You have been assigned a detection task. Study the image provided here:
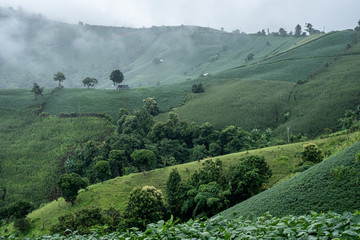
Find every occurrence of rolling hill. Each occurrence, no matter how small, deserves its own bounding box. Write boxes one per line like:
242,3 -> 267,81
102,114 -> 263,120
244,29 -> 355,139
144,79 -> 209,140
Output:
0,7 -> 305,89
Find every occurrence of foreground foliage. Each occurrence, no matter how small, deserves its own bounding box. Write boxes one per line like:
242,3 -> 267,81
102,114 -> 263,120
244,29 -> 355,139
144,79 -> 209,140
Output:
5,211 -> 360,239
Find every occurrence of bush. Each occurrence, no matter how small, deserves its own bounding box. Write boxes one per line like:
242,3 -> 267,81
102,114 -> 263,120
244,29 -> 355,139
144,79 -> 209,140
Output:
192,83 -> 204,93
302,143 -> 323,163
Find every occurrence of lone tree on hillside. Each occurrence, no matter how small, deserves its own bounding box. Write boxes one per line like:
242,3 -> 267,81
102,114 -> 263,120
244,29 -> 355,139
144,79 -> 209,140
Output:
58,173 -> 87,205
110,69 -> 124,87
54,72 -> 66,87
31,82 -> 44,107
82,77 -> 98,88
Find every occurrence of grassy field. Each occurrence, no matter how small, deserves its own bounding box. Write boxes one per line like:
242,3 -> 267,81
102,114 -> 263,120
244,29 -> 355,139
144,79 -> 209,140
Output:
220,138 -> 360,219
0,107 -> 114,208
5,130 -> 360,237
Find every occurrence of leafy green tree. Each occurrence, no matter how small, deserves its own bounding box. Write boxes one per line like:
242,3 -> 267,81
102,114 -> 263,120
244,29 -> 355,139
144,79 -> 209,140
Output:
108,149 -> 127,177
279,28 -> 287,36
191,182 -> 229,218
110,69 -> 124,87
227,155 -> 272,205
54,72 -> 66,87
142,97 -> 160,116
190,145 -> 208,162
82,77 -> 98,88
94,160 -> 111,182
30,82 -> 44,107
131,149 -> 157,171
58,173 -> 87,205
123,186 -> 166,230
294,24 -> 302,37
209,142 -> 222,156
302,143 -> 323,163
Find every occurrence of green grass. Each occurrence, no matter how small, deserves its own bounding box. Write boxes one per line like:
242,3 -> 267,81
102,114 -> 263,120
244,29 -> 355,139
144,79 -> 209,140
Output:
219,138 -> 360,219
0,107 -> 114,208
7,130 -> 360,237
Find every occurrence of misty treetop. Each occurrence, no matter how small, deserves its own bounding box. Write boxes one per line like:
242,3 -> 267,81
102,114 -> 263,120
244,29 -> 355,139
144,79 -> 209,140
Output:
54,72 -> 66,87
110,69 -> 124,87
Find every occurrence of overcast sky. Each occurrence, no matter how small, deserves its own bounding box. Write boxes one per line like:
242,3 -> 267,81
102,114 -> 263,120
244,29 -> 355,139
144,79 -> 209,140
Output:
0,0 -> 359,33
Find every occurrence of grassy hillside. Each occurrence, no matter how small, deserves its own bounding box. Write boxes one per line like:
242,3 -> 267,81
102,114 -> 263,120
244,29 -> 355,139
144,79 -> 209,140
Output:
220,139 -> 360,219
5,130 -> 360,237
0,107 -> 114,208
168,31 -> 360,137
0,7 -> 306,89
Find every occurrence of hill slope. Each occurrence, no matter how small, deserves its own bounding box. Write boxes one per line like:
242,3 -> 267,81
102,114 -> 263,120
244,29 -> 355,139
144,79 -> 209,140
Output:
4,131 -> 360,237
220,139 -> 360,219
0,107 -> 113,207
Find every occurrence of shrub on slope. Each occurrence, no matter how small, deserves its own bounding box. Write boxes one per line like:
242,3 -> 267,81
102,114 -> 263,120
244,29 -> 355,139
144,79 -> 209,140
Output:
220,140 -> 360,219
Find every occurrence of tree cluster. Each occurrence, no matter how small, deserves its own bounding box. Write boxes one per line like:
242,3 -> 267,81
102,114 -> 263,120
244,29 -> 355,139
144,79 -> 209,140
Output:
166,156 -> 272,220
0,200 -> 33,232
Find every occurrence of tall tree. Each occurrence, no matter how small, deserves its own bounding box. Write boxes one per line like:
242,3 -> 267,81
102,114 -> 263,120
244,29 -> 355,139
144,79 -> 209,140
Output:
30,82 -> 44,107
54,72 -> 66,87
110,69 -> 124,87
294,24 -> 302,37
166,168 -> 186,217
305,23 -> 314,35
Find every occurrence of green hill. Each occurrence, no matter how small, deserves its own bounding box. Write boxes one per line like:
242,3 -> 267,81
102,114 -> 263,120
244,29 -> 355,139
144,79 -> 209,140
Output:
0,7 -> 305,89
0,107 -> 113,208
167,30 -> 360,137
219,139 -> 360,219
2,130 -> 359,237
